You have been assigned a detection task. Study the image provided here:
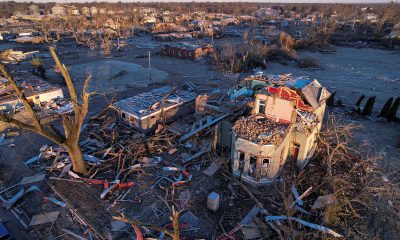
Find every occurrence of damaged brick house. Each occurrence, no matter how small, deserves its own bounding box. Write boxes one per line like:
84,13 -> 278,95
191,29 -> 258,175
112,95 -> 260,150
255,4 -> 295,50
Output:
230,74 -> 330,186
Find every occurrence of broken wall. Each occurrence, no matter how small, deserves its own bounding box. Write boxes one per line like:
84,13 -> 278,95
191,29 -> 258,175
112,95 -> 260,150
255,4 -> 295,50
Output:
36,89 -> 64,105
230,131 -> 291,186
214,120 -> 233,150
291,125 -> 317,168
314,102 -> 327,131
254,94 -> 296,123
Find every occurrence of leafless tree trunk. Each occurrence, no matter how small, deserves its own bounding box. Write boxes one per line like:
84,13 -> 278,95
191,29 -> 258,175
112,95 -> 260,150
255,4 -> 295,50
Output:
40,17 -> 50,44
0,47 -> 91,174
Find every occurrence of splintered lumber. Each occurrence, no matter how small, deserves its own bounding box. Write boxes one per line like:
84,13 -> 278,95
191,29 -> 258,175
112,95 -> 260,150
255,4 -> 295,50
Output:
182,149 -> 207,164
179,114 -> 229,142
0,172 -> 45,194
50,180 -> 114,240
264,216 -> 342,238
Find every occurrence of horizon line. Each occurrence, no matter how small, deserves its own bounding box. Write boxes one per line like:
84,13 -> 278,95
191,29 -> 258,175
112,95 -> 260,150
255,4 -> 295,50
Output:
0,0 -> 391,3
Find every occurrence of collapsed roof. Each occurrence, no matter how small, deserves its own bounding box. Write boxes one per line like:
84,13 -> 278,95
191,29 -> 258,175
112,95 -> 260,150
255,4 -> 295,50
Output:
244,73 -> 331,110
233,115 -> 290,145
113,86 -> 196,118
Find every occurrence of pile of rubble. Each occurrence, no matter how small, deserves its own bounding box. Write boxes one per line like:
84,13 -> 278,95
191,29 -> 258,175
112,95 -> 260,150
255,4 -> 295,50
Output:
0,49 -> 38,64
2,105 -> 227,239
233,115 -> 290,145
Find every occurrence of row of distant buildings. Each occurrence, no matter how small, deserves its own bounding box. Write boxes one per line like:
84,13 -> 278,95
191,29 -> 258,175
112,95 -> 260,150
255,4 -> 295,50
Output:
19,4 -> 117,18
4,3 -> 398,47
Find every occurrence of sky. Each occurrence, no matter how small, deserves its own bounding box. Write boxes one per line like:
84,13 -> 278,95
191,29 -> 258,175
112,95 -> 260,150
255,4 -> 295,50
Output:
1,0 -> 391,2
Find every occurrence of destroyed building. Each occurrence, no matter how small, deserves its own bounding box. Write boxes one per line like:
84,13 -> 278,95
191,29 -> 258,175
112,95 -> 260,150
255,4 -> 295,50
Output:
0,49 -> 38,64
230,74 -> 331,186
161,42 -> 215,61
0,71 -> 64,113
112,86 -> 197,134
153,32 -> 193,42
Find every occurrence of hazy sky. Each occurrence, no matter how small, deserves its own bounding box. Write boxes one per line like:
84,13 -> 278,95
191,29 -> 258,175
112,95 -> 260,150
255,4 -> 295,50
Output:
2,0 -> 391,3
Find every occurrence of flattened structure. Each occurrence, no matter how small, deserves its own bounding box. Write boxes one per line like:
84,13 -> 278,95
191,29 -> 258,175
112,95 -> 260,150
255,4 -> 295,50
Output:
113,86 -> 196,133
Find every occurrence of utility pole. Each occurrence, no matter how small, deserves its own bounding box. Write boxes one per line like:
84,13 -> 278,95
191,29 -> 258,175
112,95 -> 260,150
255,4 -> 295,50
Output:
148,50 -> 152,81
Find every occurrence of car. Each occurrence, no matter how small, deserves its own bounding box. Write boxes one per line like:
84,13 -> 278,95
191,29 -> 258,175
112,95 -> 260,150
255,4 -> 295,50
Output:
0,223 -> 14,240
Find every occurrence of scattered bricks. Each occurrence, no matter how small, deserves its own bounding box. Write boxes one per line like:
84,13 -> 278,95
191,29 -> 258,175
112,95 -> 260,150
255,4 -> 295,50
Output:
207,192 -> 220,212
233,116 -> 289,145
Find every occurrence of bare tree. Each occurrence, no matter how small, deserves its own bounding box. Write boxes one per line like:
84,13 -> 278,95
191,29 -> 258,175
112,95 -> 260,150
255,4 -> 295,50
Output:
0,47 -> 91,173
113,208 -> 180,240
39,16 -> 51,44
375,1 -> 399,37
65,16 -> 85,45
307,19 -> 337,48
278,32 -> 295,50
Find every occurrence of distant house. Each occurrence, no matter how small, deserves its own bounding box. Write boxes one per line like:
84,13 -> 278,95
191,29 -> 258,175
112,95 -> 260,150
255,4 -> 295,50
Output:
162,11 -> 174,23
152,23 -> 187,33
255,8 -> 281,18
230,74 -> 330,186
388,22 -> 400,39
81,7 -> 90,17
143,16 -> 157,24
51,4 -> 66,16
221,17 -> 240,27
104,18 -> 117,30
161,42 -> 214,61
192,20 -> 213,30
90,6 -> 98,17
28,4 -> 40,15
365,13 -> 378,22
112,86 -> 196,133
152,32 -> 192,42
68,6 -> 80,16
